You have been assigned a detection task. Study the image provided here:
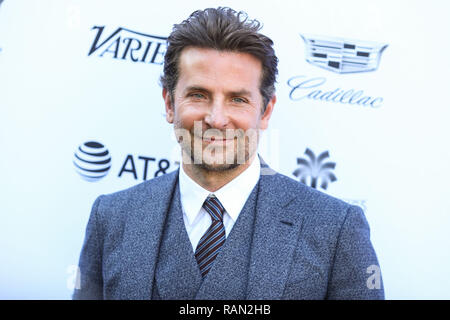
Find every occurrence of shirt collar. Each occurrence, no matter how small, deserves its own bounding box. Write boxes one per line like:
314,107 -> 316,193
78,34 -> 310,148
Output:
179,155 -> 261,226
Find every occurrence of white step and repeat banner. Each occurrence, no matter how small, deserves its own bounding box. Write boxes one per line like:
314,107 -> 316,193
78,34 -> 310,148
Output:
1,0 -> 449,299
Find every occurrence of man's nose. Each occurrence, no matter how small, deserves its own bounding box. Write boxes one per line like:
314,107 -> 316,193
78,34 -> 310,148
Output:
204,100 -> 229,129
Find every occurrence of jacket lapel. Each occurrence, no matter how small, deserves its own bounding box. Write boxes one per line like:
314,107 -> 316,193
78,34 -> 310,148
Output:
117,170 -> 179,299
247,166 -> 306,299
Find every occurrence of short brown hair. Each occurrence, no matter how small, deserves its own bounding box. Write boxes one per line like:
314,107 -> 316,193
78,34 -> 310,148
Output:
160,7 -> 278,110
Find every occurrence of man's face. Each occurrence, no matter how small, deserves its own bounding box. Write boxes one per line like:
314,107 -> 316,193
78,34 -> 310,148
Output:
163,47 -> 275,171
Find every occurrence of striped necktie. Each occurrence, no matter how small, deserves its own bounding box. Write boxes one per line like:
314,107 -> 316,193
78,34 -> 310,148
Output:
194,196 -> 226,277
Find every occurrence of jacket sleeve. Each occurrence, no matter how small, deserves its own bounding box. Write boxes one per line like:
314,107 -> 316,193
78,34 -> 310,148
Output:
72,196 -> 104,300
326,205 -> 385,300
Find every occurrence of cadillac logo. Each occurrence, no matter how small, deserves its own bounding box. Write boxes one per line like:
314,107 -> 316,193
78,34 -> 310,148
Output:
300,34 -> 388,74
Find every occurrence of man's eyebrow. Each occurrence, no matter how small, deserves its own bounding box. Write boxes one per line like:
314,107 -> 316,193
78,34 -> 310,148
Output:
228,89 -> 252,97
183,86 -> 253,97
184,86 -> 209,93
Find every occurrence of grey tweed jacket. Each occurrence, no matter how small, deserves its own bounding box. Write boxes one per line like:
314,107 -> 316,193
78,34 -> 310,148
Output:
73,161 -> 384,300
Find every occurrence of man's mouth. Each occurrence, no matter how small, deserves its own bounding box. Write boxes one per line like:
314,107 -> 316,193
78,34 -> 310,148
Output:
201,137 -> 234,143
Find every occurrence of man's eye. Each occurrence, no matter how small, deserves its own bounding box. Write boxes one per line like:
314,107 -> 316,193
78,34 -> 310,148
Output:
232,97 -> 247,103
190,93 -> 206,99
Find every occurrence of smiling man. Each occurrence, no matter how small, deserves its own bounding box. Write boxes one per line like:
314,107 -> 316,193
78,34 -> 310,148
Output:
164,46 -> 273,189
73,7 -> 384,300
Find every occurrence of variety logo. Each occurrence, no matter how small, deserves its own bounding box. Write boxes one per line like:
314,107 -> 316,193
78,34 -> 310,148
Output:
88,26 -> 167,65
293,148 -> 337,190
300,34 -> 388,74
73,141 -> 112,182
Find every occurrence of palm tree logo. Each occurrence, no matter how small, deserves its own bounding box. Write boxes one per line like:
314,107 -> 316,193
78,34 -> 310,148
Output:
293,148 -> 337,190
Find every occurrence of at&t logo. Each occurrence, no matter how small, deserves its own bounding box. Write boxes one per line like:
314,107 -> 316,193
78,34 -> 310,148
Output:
73,141 -> 112,182
73,140 -> 171,183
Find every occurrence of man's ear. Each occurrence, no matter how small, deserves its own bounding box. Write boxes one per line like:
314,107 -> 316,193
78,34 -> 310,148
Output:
260,95 -> 276,130
163,88 -> 174,124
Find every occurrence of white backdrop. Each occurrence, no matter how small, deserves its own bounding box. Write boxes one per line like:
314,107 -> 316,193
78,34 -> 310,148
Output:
1,0 -> 449,299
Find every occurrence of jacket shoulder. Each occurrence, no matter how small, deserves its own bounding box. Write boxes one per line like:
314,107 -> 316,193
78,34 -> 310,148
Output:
263,171 -> 361,237
92,169 -> 178,225
101,169 -> 177,204
265,171 -> 352,214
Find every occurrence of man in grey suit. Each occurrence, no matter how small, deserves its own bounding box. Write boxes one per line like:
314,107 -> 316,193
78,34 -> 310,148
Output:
73,7 -> 384,300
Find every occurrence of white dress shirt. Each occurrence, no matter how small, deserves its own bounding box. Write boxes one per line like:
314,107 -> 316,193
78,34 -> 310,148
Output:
178,156 -> 261,252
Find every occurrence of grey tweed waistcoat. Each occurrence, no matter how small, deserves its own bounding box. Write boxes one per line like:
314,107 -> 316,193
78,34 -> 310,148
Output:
152,180 -> 260,300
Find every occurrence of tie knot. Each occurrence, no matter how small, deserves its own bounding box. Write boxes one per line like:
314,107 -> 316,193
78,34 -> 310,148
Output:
203,196 -> 225,221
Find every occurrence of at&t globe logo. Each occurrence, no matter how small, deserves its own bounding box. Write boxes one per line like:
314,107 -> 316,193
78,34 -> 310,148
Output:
73,141 -> 111,182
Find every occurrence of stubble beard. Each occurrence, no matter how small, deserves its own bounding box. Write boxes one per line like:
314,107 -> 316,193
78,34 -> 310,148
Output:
189,137 -> 246,172
176,124 -> 259,173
